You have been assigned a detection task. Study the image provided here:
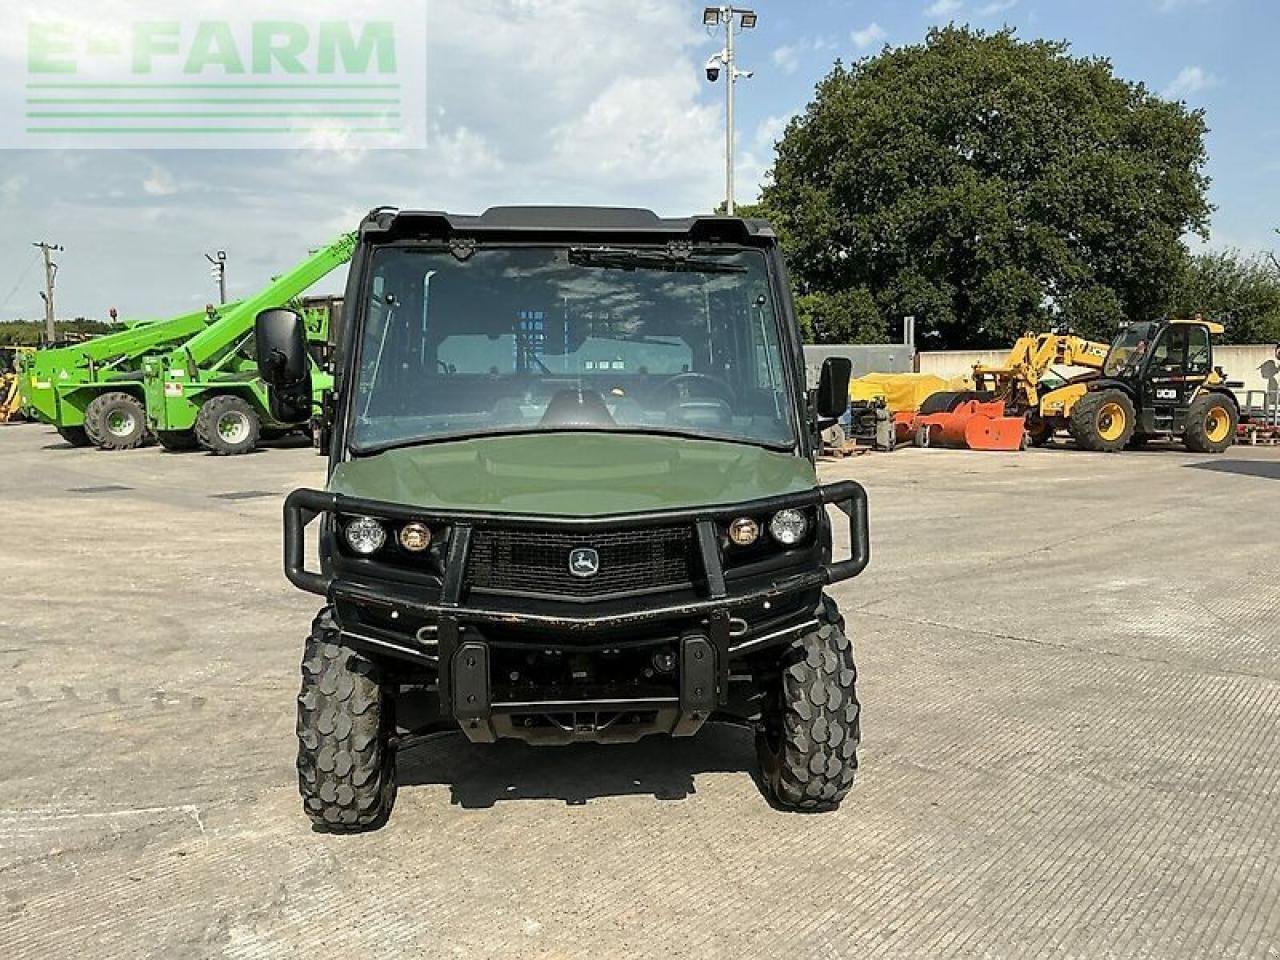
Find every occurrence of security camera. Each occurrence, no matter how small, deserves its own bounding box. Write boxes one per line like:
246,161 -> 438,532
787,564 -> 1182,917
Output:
705,56 -> 721,83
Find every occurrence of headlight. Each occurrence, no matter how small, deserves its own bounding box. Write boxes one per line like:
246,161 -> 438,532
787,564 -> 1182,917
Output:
768,509 -> 808,546
398,522 -> 432,552
344,516 -> 387,555
727,517 -> 759,546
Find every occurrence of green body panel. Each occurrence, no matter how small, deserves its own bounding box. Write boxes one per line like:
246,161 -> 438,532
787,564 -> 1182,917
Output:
329,433 -> 817,517
143,235 -> 355,434
148,358 -> 335,432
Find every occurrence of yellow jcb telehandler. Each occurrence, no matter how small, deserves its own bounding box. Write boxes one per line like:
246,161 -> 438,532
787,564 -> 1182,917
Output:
910,319 -> 1238,453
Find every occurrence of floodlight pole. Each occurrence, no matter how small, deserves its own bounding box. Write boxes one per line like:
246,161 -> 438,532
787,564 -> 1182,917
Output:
725,15 -> 736,215
706,7 -> 755,216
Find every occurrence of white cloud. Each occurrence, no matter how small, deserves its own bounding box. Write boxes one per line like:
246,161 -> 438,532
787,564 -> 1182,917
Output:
755,113 -> 797,150
1162,65 -> 1221,99
549,69 -> 720,185
141,166 -> 178,197
0,175 -> 27,206
925,0 -> 963,16
852,23 -> 887,50
773,37 -> 840,75
772,43 -> 802,75
431,125 -> 505,176
978,0 -> 1019,15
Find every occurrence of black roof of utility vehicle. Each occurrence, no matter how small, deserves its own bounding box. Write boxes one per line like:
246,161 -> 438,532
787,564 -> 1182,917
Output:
359,205 -> 778,244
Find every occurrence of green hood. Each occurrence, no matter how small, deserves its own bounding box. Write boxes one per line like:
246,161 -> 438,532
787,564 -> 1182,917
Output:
330,433 -> 816,516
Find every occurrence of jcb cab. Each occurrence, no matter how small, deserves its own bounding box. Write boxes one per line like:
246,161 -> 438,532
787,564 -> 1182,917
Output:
257,207 -> 871,831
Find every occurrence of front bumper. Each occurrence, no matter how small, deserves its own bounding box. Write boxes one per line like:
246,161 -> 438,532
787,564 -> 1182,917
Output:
283,481 -> 869,742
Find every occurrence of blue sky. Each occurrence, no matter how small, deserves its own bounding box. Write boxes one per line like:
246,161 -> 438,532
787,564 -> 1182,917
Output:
0,0 -> 1274,319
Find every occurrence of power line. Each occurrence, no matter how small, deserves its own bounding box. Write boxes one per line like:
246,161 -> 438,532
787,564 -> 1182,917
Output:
0,251 -> 42,315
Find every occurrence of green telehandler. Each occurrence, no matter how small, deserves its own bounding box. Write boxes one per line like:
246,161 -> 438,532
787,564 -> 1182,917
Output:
22,304 -> 241,447
141,233 -> 356,454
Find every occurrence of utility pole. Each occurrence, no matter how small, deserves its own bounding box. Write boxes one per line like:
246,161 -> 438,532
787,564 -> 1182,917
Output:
206,250 -> 228,304
703,6 -> 757,215
33,241 -> 62,345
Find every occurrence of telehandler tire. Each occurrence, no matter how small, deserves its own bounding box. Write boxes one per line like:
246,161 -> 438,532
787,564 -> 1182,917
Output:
1183,394 -> 1237,453
1027,419 -> 1055,447
55,425 -> 93,447
195,394 -> 260,455
155,430 -> 200,452
296,610 -> 397,832
755,597 -> 860,812
85,392 -> 148,451
1069,389 -> 1135,453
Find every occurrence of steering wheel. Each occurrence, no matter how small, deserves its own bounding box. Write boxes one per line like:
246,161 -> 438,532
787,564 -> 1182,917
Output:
656,372 -> 737,407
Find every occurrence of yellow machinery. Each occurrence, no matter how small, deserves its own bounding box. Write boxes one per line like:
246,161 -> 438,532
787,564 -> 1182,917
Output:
900,332 -> 1110,451
968,332 -> 1111,444
915,321 -> 1238,452
0,347 -> 34,424
1060,317 -> 1239,453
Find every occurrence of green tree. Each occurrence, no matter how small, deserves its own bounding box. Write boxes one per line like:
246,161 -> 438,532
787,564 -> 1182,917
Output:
1171,249 -> 1280,344
795,288 -> 886,343
0,318 -> 122,347
763,27 -> 1212,348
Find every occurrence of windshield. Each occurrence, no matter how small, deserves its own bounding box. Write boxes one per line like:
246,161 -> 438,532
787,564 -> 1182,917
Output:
348,245 -> 796,452
1102,323 -> 1155,377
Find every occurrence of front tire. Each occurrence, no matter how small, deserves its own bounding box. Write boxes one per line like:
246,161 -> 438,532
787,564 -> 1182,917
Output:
1069,389 -> 1135,452
195,394 -> 260,455
1184,394 -> 1237,453
55,425 -> 93,447
296,611 -> 397,832
85,391 -> 148,451
755,598 -> 860,812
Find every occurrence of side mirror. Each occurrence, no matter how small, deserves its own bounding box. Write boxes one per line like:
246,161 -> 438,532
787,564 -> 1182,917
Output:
815,356 -> 852,420
255,308 -> 313,423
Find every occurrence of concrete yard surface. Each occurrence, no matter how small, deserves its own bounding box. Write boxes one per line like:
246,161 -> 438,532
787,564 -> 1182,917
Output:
0,423 -> 1278,958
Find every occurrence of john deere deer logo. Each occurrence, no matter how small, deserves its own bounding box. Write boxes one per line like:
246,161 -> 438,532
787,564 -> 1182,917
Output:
568,547 -> 600,578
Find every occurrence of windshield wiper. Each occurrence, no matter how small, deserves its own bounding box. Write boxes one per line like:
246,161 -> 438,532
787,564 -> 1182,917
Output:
351,424 -> 791,458
568,246 -> 747,274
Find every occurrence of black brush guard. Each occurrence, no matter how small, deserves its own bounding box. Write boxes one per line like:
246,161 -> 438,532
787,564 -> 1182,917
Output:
283,481 -> 869,743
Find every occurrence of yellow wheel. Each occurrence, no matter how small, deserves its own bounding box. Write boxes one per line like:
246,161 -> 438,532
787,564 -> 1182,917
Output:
1185,395 -> 1238,453
1096,401 -> 1127,442
1204,406 -> 1231,444
1068,389 -> 1135,452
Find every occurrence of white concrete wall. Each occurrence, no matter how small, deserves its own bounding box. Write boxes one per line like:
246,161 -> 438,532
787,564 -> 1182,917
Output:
916,344 -> 1280,402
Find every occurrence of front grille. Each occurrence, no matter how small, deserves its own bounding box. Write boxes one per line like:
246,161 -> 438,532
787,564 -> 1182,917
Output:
466,524 -> 697,599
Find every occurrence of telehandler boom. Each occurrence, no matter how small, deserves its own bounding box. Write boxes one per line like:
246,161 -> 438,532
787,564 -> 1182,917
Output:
908,331 -> 1110,450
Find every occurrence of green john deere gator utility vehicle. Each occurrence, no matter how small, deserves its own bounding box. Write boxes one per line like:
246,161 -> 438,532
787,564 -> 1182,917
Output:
262,207 -> 870,830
